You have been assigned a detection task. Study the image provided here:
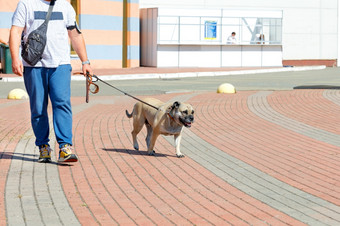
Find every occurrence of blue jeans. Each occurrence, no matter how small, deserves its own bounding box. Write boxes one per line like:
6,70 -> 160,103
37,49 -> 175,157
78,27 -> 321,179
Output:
23,65 -> 73,148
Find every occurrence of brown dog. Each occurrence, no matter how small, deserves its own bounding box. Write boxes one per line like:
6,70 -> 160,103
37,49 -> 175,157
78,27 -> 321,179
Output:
126,98 -> 194,157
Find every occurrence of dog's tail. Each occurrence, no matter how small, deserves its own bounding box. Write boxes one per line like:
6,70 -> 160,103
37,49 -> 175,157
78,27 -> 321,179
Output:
125,109 -> 133,118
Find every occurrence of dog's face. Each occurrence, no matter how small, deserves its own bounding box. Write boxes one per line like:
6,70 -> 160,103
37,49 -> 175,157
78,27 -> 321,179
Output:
170,101 -> 194,128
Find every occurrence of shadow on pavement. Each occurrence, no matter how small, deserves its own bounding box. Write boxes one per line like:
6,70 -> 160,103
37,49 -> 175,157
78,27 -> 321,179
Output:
1,152 -> 37,162
294,85 -> 340,89
102,148 -> 174,157
0,152 -> 73,166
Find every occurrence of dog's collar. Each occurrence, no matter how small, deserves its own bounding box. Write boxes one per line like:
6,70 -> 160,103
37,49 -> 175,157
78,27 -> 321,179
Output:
167,112 -> 175,121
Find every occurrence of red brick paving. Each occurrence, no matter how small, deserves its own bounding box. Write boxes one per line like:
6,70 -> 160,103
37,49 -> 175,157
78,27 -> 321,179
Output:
55,93 -> 305,225
2,89 -> 340,224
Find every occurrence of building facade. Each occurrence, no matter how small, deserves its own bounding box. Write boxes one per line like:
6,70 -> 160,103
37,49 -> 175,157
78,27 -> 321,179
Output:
0,0 -> 140,70
1,0 -> 339,68
140,0 -> 340,67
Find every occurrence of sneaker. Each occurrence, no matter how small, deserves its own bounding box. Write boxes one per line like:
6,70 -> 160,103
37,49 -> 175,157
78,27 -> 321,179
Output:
58,144 -> 78,162
38,144 -> 52,163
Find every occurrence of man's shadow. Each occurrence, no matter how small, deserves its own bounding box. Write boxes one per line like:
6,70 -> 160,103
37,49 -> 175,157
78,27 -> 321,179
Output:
0,152 -> 73,166
1,152 -> 38,162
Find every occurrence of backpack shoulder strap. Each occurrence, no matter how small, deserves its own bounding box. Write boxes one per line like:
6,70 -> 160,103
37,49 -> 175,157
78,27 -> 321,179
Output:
45,0 -> 56,24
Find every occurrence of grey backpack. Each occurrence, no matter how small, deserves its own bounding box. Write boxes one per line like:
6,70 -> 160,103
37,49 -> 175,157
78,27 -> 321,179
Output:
21,0 -> 55,66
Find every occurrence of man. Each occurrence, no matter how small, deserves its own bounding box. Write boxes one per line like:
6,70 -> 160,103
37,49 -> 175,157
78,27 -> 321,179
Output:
227,32 -> 238,44
9,0 -> 92,163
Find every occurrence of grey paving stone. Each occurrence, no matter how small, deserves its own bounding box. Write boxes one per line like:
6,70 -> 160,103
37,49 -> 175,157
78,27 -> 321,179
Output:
5,125 -> 80,226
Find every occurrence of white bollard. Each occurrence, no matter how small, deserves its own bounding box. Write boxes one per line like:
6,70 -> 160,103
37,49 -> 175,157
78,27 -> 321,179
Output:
8,88 -> 29,100
217,83 -> 236,94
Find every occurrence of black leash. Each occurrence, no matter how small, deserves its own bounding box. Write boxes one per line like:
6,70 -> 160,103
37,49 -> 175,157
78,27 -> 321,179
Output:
85,72 -> 160,111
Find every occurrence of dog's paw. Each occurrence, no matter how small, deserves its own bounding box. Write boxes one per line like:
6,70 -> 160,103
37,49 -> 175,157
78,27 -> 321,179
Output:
176,153 -> 185,158
134,144 -> 139,151
148,150 -> 156,156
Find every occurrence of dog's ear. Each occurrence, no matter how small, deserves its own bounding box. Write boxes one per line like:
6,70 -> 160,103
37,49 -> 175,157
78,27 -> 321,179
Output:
172,101 -> 180,109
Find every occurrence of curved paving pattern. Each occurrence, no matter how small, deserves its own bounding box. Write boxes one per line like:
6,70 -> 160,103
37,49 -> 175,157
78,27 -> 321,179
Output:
189,91 -> 340,225
1,90 -> 340,225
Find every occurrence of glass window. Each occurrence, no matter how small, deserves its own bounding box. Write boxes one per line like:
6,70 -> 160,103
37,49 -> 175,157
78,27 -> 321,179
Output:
157,15 -> 282,45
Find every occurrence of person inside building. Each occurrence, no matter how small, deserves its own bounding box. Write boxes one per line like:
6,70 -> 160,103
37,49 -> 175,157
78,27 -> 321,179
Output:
227,32 -> 238,44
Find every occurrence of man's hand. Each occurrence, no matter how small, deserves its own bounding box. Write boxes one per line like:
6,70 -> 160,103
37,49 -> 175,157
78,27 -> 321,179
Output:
12,57 -> 23,76
82,63 -> 93,77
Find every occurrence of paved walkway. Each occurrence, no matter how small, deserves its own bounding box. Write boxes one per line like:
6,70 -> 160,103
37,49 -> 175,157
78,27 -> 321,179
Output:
1,86 -> 340,225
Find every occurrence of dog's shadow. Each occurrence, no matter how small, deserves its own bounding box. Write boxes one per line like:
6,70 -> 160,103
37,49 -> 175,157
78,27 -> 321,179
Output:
103,148 -> 173,157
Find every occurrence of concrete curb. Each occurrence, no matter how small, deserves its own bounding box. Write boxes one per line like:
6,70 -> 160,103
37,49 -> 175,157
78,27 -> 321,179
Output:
0,65 -> 327,82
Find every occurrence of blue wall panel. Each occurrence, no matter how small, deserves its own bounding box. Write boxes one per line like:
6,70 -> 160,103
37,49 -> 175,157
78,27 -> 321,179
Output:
127,45 -> 139,60
80,15 -> 123,31
86,45 -> 123,60
128,17 -> 139,32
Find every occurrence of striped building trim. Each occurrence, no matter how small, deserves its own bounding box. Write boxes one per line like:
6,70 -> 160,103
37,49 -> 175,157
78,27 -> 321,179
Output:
1,0 -> 140,69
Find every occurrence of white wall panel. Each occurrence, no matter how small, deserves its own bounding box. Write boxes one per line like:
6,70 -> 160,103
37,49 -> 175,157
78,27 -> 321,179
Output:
321,9 -> 337,34
320,34 -> 338,59
157,45 -> 179,67
241,46 -> 262,66
178,45 -> 221,67
283,34 -> 320,59
282,9 -> 320,34
321,0 -> 338,8
261,46 -> 283,67
222,45 -> 242,67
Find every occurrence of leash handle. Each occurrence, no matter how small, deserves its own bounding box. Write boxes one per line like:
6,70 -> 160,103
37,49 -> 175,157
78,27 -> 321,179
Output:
74,72 -> 99,103
86,73 -> 89,103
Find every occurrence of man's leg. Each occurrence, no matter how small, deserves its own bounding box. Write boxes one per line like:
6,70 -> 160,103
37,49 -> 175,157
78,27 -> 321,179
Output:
48,64 -> 73,147
23,67 -> 50,146
48,64 -> 78,162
